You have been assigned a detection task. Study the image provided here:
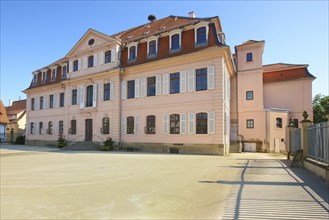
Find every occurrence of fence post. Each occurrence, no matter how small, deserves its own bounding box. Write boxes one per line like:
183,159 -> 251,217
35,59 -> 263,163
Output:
286,121 -> 295,160
301,111 -> 312,158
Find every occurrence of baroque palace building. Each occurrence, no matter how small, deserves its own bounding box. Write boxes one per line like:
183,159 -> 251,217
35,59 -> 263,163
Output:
23,13 -> 314,155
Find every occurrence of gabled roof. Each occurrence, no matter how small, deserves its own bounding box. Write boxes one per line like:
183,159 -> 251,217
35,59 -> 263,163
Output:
0,100 -> 10,124
263,63 -> 315,83
5,99 -> 26,115
66,28 -> 119,57
112,15 -> 218,44
235,39 -> 265,47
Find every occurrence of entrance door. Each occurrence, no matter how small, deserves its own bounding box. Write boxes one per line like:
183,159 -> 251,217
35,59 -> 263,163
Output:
274,138 -> 280,153
85,119 -> 93,141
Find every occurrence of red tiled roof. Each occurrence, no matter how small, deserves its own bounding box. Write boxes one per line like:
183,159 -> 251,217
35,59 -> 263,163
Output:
0,100 -> 10,124
263,63 -> 315,83
5,99 -> 26,115
112,15 -> 216,43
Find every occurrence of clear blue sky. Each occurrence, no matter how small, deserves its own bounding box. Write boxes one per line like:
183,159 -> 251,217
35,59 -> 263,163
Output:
1,1 -> 328,106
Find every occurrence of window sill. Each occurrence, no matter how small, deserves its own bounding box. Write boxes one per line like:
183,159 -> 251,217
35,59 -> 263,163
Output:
128,58 -> 137,64
195,41 -> 208,48
169,48 -> 181,54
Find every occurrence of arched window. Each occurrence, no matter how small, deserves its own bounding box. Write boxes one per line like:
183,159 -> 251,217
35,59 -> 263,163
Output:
196,113 -> 207,134
102,117 -> 110,134
170,114 -> 180,134
196,26 -> 207,45
86,85 -> 93,107
129,46 -> 136,61
148,40 -> 156,56
171,34 -> 180,50
146,115 -> 156,134
127,116 -> 134,134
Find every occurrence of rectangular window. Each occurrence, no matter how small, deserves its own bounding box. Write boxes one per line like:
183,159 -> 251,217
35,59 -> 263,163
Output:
148,40 -> 157,57
102,117 -> 110,134
293,119 -> 299,128
170,73 -> 180,94
70,120 -> 76,134
60,93 -> 64,107
147,76 -> 156,97
196,68 -> 207,91
48,121 -> 53,134
196,27 -> 207,45
30,122 -> 34,134
105,50 -> 111,64
129,46 -> 136,61
86,85 -> 93,107
276,118 -> 283,128
171,34 -> 180,51
246,91 -> 254,100
88,55 -> 94,68
127,80 -> 135,99
59,121 -> 64,134
33,74 -> 38,85
62,66 -> 67,79
73,60 -> 78,71
246,52 -> 253,62
72,89 -> 77,105
39,97 -> 44,110
104,83 -> 111,101
246,119 -> 254,129
31,98 -> 35,110
39,122 -> 43,134
146,115 -> 156,134
127,116 -> 134,134
49,95 -> 54,108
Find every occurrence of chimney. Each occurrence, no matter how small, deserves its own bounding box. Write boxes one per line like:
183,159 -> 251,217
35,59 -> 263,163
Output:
9,99 -> 12,106
188,11 -> 196,18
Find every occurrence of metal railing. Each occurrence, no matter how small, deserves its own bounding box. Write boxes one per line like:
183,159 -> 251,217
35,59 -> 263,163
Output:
291,128 -> 302,154
307,122 -> 329,164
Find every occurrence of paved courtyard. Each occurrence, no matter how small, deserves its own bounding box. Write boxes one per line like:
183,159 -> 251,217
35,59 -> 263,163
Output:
1,144 -> 328,219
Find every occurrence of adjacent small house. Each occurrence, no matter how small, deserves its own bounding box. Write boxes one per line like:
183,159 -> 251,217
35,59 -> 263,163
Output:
5,99 -> 27,143
0,100 -> 10,143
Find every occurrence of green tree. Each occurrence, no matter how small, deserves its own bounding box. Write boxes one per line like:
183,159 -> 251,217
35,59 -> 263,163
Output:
313,94 -> 329,123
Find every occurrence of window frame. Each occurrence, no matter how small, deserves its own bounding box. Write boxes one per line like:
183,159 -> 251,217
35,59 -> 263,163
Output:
127,116 -> 135,134
102,117 -> 110,134
105,50 -> 111,64
59,120 -> 64,134
39,96 -> 44,110
246,91 -> 254,100
49,95 -> 54,108
170,73 -> 180,94
59,92 -> 65,107
127,80 -> 135,99
147,76 -> 156,97
42,71 -> 47,84
146,115 -> 156,134
30,122 -> 34,134
246,52 -> 253,62
103,83 -> 111,101
31,98 -> 35,110
194,22 -> 209,47
276,117 -> 283,128
72,89 -> 77,105
73,60 -> 79,72
196,112 -> 208,134
170,114 -> 180,134
86,85 -> 93,107
48,121 -> 53,134
127,42 -> 138,63
39,122 -> 43,134
169,29 -> 182,53
70,120 -> 77,134
62,65 -> 67,79
196,68 -> 207,91
88,55 -> 94,68
147,36 -> 159,59
246,119 -> 254,129
51,68 -> 57,82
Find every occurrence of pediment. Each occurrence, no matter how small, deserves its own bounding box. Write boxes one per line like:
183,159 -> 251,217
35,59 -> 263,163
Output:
66,29 -> 120,57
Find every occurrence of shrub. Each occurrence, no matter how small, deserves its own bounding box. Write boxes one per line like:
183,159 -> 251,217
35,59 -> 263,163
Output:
101,137 -> 114,151
57,135 -> 67,149
15,135 -> 25,144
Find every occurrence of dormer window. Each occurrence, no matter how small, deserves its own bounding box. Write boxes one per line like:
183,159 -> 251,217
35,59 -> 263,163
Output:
195,23 -> 209,47
147,36 -> 159,59
51,68 -> 57,82
42,71 -> 47,84
128,42 -> 138,63
62,66 -> 67,79
169,29 -> 182,53
32,74 -> 38,86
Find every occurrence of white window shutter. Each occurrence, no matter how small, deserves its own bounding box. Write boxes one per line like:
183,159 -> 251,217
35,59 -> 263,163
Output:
82,57 -> 87,69
163,114 -> 169,135
35,97 -> 39,110
208,111 -> 216,134
121,81 -> 127,100
44,96 -> 47,109
99,52 -> 104,65
99,83 -> 103,102
111,48 -> 116,61
134,116 -> 140,134
69,61 -> 73,73
141,77 -> 146,98
162,74 -> 169,95
53,93 -> 57,108
121,117 -> 126,134
27,98 -> 30,111
110,81 -> 114,100
188,69 -> 195,92
180,71 -> 186,93
92,84 -> 97,107
77,87 -> 80,104
79,86 -> 85,109
156,75 -> 162,96
180,113 -> 186,134
35,121 -> 38,133
78,59 -> 82,70
188,112 -> 195,134
208,65 -> 215,89
93,54 -> 98,67
135,78 -> 140,98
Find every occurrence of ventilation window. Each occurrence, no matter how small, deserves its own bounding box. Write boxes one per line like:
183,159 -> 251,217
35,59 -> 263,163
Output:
88,39 -> 95,46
